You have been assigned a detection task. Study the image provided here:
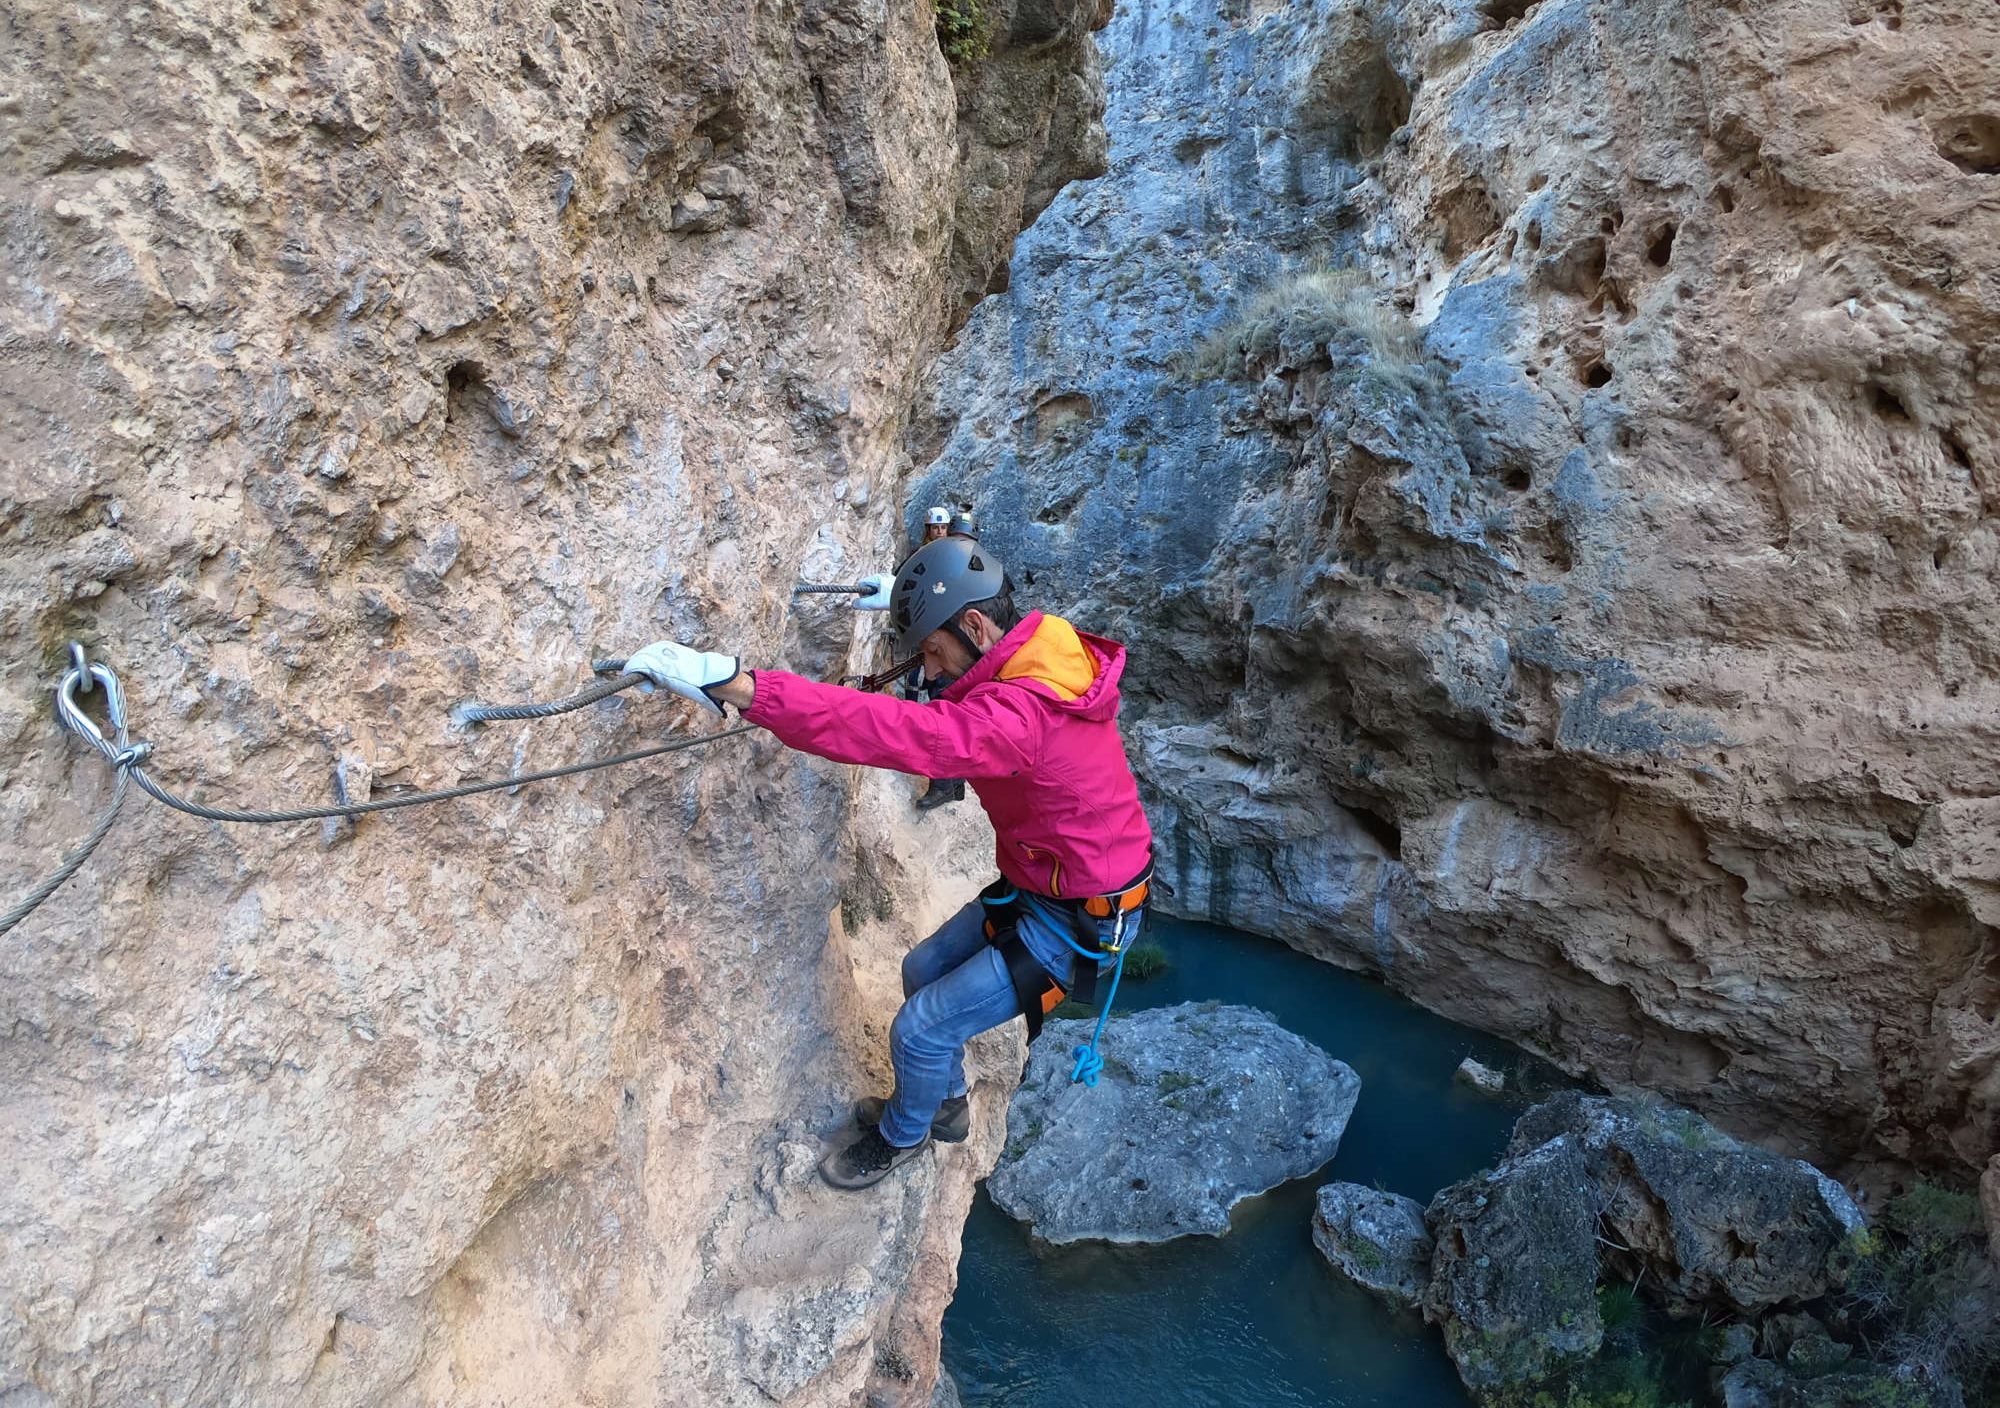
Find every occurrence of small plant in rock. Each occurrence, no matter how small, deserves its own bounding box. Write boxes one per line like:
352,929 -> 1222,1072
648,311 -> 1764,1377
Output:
1595,1283 -> 1643,1335
935,0 -> 992,65
1345,1237 -> 1387,1273
1835,1181 -> 2000,1402
1484,1355 -> 1692,1408
1156,1070 -> 1197,1095
1180,267 -> 1431,392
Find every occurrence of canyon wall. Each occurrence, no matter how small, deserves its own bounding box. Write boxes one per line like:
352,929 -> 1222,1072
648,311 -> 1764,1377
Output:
0,0 -> 1105,1401
914,0 -> 2000,1176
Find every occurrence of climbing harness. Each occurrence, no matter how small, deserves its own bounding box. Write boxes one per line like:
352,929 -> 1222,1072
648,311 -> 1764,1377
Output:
980,863 -> 1153,1087
0,644 -> 752,937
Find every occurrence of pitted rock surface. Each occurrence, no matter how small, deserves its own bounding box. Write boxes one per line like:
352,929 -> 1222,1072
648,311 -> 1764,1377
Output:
0,0 -> 1106,1403
916,0 -> 2000,1175
987,1003 -> 1361,1244
1508,1091 -> 1867,1314
1423,1135 -> 1604,1391
1312,1181 -> 1433,1310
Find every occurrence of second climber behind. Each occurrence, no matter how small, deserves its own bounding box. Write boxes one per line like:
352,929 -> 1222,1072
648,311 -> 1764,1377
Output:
624,535 -> 1155,1189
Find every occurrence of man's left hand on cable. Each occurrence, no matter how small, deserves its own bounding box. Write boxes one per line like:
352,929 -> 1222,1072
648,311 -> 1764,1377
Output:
625,640 -> 747,714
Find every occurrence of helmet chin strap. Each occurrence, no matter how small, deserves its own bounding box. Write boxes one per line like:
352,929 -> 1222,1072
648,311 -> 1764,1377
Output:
930,616 -> 986,689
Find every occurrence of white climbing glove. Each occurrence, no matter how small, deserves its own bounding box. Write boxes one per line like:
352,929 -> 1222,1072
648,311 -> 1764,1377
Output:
625,640 -> 740,715
853,574 -> 892,610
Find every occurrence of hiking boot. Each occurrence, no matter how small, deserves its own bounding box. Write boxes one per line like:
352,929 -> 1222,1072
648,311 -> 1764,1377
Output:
854,1094 -> 970,1144
819,1127 -> 931,1190
914,779 -> 964,812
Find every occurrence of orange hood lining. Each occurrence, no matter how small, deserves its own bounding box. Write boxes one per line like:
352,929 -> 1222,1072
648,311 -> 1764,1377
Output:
995,614 -> 1097,702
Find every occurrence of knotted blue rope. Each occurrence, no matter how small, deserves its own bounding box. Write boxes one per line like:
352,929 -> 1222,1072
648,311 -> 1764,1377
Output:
988,885 -> 1134,1088
1070,942 -> 1126,1087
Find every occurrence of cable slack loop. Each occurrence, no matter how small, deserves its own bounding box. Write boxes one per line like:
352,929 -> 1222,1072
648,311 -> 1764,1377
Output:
1,651 -> 143,938
5,646 -> 759,935
127,725 -> 757,825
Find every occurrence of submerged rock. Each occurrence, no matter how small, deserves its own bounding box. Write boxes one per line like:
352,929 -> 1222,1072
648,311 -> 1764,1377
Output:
1509,1092 -> 1865,1313
988,1003 -> 1360,1244
1312,1182 -> 1432,1310
1455,1057 -> 1506,1095
1423,1135 -> 1604,1390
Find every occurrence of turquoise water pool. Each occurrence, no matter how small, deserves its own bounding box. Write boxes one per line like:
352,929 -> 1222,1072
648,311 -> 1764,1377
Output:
942,914 -> 1561,1407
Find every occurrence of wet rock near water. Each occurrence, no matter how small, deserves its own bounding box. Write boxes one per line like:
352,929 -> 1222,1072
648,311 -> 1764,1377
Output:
1312,1183 -> 1432,1311
1455,1057 -> 1506,1095
1423,1135 -> 1605,1390
930,1364 -> 964,1408
1418,1091 -> 1895,1397
988,1003 -> 1360,1244
1719,1356 -> 1943,1408
1509,1092 -> 1866,1314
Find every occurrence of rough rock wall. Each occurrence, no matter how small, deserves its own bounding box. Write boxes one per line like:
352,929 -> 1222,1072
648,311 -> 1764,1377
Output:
913,0 -> 2000,1175
0,0 -> 1103,1402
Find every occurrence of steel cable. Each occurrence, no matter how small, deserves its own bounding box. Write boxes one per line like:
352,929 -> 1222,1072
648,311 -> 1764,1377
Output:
126,724 -> 758,826
452,670 -> 650,726
0,766 -> 131,938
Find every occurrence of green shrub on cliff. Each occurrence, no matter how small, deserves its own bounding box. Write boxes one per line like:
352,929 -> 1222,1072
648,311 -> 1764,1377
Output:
1483,1353 -> 1692,1408
936,0 -> 992,65
1836,1182 -> 2000,1402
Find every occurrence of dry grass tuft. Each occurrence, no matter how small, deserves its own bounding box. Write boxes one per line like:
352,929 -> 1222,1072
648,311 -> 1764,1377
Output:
1182,267 -> 1426,385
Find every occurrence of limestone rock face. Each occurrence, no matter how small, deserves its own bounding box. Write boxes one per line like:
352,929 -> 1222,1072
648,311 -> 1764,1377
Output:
986,1003 -> 1361,1243
1312,1181 -> 1433,1310
1423,1135 -> 1604,1390
1509,1092 -> 1866,1314
914,0 -> 2000,1173
0,1 -> 1106,1403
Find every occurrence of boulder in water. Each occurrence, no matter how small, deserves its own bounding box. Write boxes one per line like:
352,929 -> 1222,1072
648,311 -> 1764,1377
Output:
1424,1135 -> 1604,1390
1507,1091 -> 1865,1312
988,1003 -> 1360,1244
1454,1057 -> 1506,1095
1312,1182 -> 1432,1310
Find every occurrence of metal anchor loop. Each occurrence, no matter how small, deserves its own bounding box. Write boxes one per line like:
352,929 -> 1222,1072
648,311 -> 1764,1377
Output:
55,654 -> 131,763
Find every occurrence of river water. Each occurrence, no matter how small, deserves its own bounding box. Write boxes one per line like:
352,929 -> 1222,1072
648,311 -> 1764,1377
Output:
941,914 -> 1562,1408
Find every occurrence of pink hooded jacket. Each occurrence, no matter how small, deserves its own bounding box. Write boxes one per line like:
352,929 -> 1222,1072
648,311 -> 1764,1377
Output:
744,611 -> 1154,900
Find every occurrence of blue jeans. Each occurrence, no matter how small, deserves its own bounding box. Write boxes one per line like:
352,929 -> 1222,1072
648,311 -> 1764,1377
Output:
878,890 -> 1146,1147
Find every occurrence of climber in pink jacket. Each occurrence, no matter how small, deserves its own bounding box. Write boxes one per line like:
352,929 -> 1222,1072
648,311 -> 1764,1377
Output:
627,535 -> 1155,1189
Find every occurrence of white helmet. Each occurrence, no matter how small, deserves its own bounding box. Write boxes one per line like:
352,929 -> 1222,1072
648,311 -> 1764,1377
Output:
926,506 -> 951,527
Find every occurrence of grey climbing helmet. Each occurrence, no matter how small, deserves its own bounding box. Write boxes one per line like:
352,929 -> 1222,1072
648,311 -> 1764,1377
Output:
890,536 -> 1007,658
